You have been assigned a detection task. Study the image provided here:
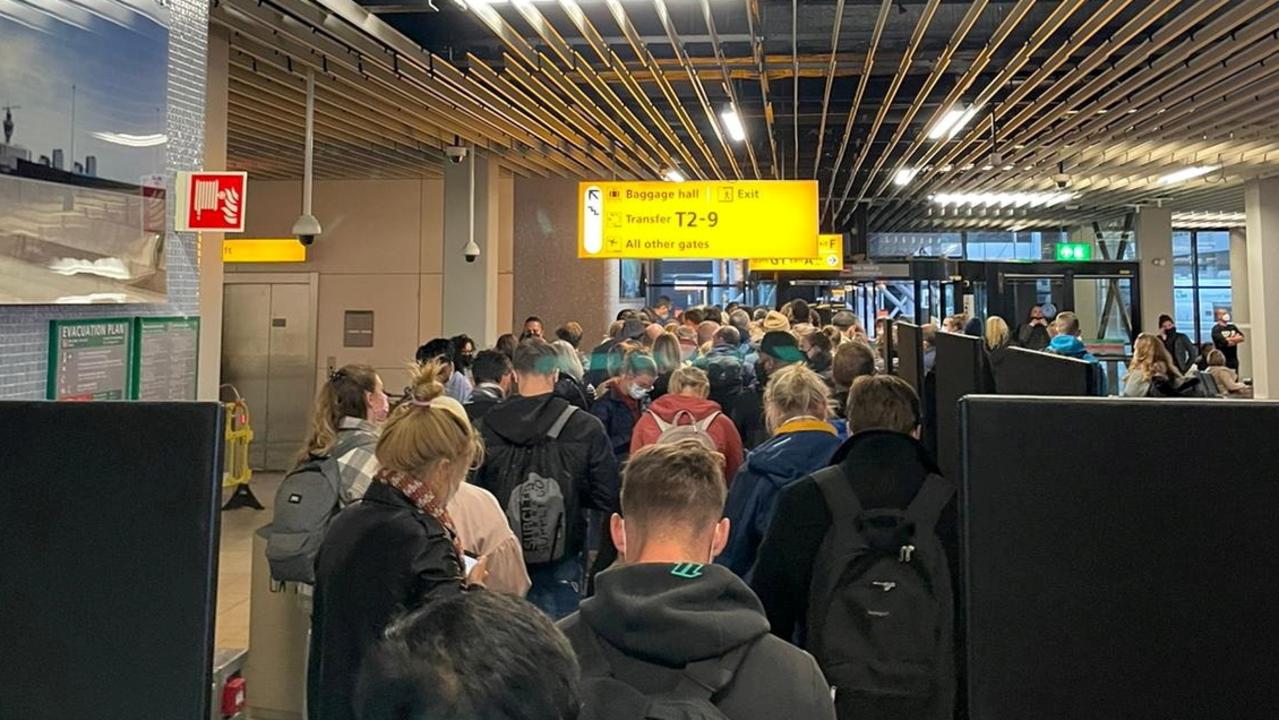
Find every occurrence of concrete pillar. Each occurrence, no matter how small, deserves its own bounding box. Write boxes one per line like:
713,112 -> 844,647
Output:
1135,207 -> 1173,335
197,25 -> 229,401
442,151 -> 499,346
1245,178 -> 1279,398
1230,226 -> 1251,379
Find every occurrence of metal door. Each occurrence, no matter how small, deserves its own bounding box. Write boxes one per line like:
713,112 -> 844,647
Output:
222,275 -> 317,471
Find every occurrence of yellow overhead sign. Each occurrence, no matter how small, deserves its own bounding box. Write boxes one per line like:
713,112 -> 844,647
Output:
222,238 -> 307,263
749,234 -> 845,272
577,180 -> 818,259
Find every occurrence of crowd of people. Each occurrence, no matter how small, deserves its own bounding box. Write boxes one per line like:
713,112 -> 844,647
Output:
283,294 -> 1248,720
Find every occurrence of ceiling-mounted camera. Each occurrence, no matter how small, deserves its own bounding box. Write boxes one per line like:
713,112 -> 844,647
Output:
445,145 -> 469,164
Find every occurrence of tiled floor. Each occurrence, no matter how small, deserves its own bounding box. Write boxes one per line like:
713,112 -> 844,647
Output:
216,473 -> 282,650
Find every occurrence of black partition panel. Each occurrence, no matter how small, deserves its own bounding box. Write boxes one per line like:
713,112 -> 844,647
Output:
933,332 -> 986,481
993,346 -> 1093,396
960,397 -> 1279,720
895,321 -> 924,397
0,402 -> 223,719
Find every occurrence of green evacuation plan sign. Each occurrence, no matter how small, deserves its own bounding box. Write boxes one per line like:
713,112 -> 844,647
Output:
47,318 -> 135,401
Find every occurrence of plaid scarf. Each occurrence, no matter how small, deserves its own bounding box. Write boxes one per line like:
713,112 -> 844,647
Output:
377,468 -> 465,577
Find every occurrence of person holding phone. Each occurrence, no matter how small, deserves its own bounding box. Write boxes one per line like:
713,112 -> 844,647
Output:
1016,305 -> 1052,351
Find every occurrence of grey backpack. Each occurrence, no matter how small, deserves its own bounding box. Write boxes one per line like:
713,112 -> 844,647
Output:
651,409 -> 720,452
498,405 -> 579,565
266,431 -> 368,584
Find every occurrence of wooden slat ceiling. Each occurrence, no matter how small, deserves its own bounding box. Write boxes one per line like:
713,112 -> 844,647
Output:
218,0 -> 1279,230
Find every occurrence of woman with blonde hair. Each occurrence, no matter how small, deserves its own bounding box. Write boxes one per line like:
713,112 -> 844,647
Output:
629,365 -> 745,481
551,339 -> 591,410
1122,333 -> 1179,397
984,316 -> 1013,391
308,360 -> 490,720
296,364 -> 387,505
1206,349 -> 1252,397
651,331 -> 683,400
718,364 -> 841,576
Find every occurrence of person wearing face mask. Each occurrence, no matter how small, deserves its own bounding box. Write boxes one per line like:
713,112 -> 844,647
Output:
296,364 -> 389,505
1015,304 -> 1052,351
1156,314 -> 1195,374
308,360 -> 488,720
450,334 -> 477,378
559,440 -> 836,720
1211,308 -> 1245,372
591,350 -> 659,462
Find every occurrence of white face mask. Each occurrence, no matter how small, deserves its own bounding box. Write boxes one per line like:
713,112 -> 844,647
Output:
628,383 -> 651,400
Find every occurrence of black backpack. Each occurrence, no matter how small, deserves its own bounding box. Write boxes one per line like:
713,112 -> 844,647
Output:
492,404 -> 579,565
806,466 -> 955,720
265,430 -> 369,583
567,621 -> 754,720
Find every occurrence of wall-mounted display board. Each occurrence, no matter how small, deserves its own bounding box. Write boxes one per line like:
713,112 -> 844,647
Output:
47,318 -> 135,400
133,316 -> 200,400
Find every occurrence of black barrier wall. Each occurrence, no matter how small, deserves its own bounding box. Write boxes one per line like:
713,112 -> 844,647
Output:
895,321 -> 924,398
933,332 -> 987,481
992,346 -> 1095,396
960,396 -> 1279,720
0,402 -> 224,719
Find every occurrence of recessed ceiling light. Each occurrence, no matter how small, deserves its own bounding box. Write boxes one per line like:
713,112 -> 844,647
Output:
981,164 -> 994,171
893,167 -> 919,186
1159,165 -> 1218,185
662,169 -> 686,183
720,105 -> 746,143
929,191 -> 1076,208
1001,164 -> 1014,171
927,104 -> 981,141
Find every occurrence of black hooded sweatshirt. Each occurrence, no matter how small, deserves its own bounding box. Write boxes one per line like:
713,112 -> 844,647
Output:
472,393 -> 620,559
560,563 -> 836,720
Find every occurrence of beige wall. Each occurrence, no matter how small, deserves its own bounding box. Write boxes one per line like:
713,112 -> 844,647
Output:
234,178 -> 447,392
513,176 -> 642,346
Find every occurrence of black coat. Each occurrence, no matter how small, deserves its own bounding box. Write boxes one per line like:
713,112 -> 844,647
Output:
473,393 -> 620,559
464,383 -> 505,423
308,482 -> 464,720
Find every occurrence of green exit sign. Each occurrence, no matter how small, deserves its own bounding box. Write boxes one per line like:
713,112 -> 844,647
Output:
1056,242 -> 1093,261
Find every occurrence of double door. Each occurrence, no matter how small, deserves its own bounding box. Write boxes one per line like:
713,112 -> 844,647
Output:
221,274 -> 317,471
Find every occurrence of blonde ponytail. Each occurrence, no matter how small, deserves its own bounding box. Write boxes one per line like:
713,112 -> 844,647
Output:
377,360 -> 483,494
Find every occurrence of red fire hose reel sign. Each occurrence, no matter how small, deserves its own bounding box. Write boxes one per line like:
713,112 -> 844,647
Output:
175,171 -> 248,232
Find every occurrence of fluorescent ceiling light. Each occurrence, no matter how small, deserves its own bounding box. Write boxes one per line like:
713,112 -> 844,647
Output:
1160,165 -> 1219,185
893,167 -> 918,187
1009,224 -> 1026,233
90,131 -> 167,148
930,191 -> 1076,208
720,106 -> 746,143
1171,211 -> 1247,228
662,169 -> 686,183
927,105 -> 980,141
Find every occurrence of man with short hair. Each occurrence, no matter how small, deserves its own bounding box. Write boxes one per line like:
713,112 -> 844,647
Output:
682,306 -> 706,330
1045,311 -> 1108,395
652,295 -> 674,322
830,340 -> 876,418
559,441 -> 836,720
464,350 -> 513,423
555,321 -> 584,349
1211,308 -> 1245,372
415,337 -> 472,402
474,339 -> 620,619
751,375 -> 957,718
358,592 -> 581,720
522,315 -> 545,340
1157,314 -> 1195,374
696,319 -> 721,349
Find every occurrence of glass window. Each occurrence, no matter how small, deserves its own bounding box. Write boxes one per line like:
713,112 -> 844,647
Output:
1172,229 -> 1235,343
1173,231 -> 1193,285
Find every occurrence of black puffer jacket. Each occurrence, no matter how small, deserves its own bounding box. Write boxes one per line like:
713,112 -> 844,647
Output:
473,393 -> 620,559
308,482 -> 464,720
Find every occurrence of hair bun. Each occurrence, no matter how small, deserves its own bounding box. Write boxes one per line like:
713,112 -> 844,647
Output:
409,359 -> 448,403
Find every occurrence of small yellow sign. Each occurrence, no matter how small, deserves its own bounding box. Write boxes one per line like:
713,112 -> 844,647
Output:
578,180 -> 819,259
750,234 -> 845,272
222,238 -> 307,263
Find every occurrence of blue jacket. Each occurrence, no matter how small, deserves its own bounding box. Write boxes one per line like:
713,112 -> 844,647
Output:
590,384 -> 644,460
1046,335 -> 1108,396
717,419 -> 842,578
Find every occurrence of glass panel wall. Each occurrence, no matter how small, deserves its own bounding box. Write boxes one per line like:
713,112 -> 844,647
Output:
1171,229 -> 1233,343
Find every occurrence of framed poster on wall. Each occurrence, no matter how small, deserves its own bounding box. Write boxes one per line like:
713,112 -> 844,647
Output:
132,316 -> 200,400
47,318 -> 136,400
